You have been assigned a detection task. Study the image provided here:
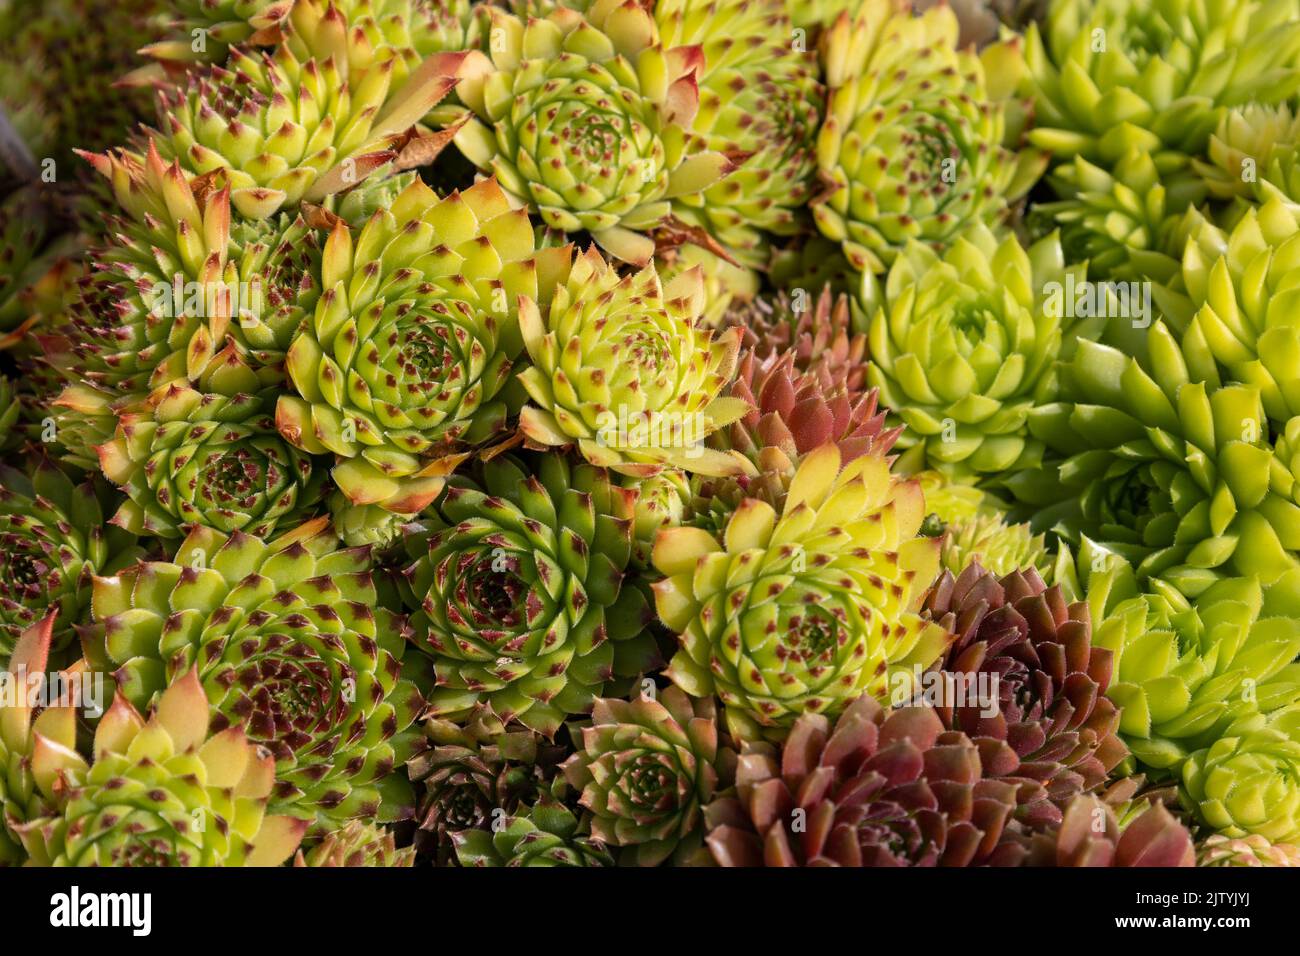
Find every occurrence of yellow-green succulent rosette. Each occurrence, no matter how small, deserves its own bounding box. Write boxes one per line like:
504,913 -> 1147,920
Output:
451,0 -> 738,266
516,246 -> 754,478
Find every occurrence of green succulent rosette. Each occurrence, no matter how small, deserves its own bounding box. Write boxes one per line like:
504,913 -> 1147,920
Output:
1193,104 -> 1300,203
451,0 -> 738,266
1182,705 -> 1300,845
560,686 -> 730,866
407,707 -> 565,862
1031,147 -> 1186,282
153,30 -> 465,219
516,246 -> 753,478
1007,325 -> 1300,597
278,176 -> 569,514
813,0 -> 1043,274
1023,0 -> 1300,276
400,453 -> 659,736
96,384 -> 325,538
1156,197 -> 1300,428
14,669 -> 306,866
651,445 -> 952,741
867,225 -> 1090,479
1079,541 -> 1300,770
654,0 -> 822,266
452,797 -> 614,867
81,517 -> 424,828
47,144 -> 276,397
0,460 -> 144,665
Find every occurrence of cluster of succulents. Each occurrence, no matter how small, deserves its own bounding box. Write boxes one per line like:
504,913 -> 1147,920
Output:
2,0 -> 1300,875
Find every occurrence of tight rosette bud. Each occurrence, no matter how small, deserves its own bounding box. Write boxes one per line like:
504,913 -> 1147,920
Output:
516,247 -> 753,478
81,517 -> 424,828
651,444 -> 951,741
1182,706 -> 1300,846
400,454 -> 659,736
451,0 -> 737,265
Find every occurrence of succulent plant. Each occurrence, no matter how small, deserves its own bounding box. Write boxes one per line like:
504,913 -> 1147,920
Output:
656,242 -> 759,328
1156,197 -> 1300,428
1032,148 -> 1185,282
625,468 -> 691,569
451,0 -> 739,265
1080,545 -> 1300,770
813,0 -> 1043,274
152,33 -> 464,219
654,0 -> 822,267
0,614 -> 67,864
45,143 -> 252,397
14,669 -> 307,866
652,444 -> 951,741
704,695 -> 1027,866
721,347 -> 898,480
1006,327 -> 1300,597
0,459 -> 144,666
294,819 -> 416,866
406,707 -> 567,864
1182,705 -> 1300,845
727,286 -> 868,397
0,187 -> 79,351
1020,792 -> 1195,866
452,797 -> 615,866
922,563 -> 1127,827
1193,104 -> 1300,202
401,453 -> 659,736
867,225 -> 1090,479
278,176 -> 568,514
1198,832 -> 1300,867
1023,0 -> 1300,276
939,512 -> 1050,579
96,384 -> 325,538
516,246 -> 753,478
80,517 -> 424,828
561,686 -> 731,865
